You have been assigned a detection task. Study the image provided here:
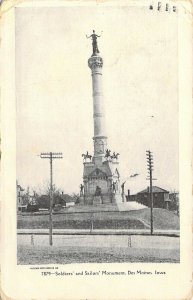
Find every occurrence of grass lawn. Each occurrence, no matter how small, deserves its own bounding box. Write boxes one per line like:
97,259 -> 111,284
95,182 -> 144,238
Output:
17,244 -> 180,264
17,208 -> 179,230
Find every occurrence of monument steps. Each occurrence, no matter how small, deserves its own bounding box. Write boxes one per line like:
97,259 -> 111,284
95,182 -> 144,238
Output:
65,203 -> 119,213
117,201 -> 148,211
65,201 -> 147,213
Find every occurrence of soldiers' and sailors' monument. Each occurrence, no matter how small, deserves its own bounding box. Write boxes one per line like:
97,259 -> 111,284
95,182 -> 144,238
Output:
80,31 -> 125,206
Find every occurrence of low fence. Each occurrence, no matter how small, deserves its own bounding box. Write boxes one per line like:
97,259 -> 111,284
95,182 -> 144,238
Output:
17,234 -> 180,250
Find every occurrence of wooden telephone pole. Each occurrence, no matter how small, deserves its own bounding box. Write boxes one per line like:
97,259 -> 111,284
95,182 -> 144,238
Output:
146,150 -> 154,235
40,152 -> 63,246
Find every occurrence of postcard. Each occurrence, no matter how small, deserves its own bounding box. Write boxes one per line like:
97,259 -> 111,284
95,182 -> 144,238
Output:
1,0 -> 192,299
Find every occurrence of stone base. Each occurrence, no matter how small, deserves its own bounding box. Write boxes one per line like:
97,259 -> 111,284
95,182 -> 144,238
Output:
79,196 -> 85,205
68,203 -> 120,213
93,196 -> 102,205
80,193 -> 123,206
112,193 -> 123,204
121,194 -> 126,203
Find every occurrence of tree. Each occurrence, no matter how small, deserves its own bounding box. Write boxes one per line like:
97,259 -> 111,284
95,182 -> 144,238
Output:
71,193 -> 80,204
169,190 -> 179,215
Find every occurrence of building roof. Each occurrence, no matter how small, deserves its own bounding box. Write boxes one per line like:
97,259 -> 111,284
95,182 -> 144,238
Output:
59,194 -> 75,203
37,194 -> 75,203
138,186 -> 169,194
17,184 -> 24,191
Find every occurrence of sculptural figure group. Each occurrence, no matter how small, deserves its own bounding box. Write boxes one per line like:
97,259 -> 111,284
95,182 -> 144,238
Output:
82,151 -> 92,161
105,149 -> 120,161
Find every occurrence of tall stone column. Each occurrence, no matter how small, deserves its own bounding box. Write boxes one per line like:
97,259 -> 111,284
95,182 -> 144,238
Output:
81,32 -> 122,206
88,55 -> 107,158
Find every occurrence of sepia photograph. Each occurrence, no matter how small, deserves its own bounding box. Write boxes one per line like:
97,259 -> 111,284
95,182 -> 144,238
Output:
15,3 -> 180,265
1,0 -> 193,299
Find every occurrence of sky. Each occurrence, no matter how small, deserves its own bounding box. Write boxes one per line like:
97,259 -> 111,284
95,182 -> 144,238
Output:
15,4 -> 178,195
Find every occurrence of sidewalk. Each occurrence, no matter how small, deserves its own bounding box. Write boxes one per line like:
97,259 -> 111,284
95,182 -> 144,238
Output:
17,233 -> 180,264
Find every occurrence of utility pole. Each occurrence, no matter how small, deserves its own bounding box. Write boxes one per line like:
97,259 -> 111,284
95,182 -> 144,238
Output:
146,150 -> 154,235
40,152 -> 63,246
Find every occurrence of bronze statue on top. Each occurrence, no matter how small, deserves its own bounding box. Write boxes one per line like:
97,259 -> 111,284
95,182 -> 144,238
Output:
86,30 -> 102,56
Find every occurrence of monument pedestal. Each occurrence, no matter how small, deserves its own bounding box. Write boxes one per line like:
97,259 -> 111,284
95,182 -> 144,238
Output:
79,196 -> 84,205
112,193 -> 123,204
93,196 -> 102,205
122,194 -> 126,202
83,157 -> 121,206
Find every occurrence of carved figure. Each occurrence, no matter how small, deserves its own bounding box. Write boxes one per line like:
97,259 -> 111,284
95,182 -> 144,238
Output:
95,186 -> 102,196
82,152 -> 92,161
105,149 -> 111,159
121,181 -> 126,194
112,181 -> 116,193
95,140 -> 104,153
110,152 -> 120,160
80,184 -> 84,196
86,30 -> 102,56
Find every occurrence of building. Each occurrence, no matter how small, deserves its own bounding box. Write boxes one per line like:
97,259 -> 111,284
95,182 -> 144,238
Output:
134,186 -> 170,209
17,183 -> 28,212
125,190 -> 137,202
58,193 -> 75,207
80,31 -> 123,206
36,193 -> 75,210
